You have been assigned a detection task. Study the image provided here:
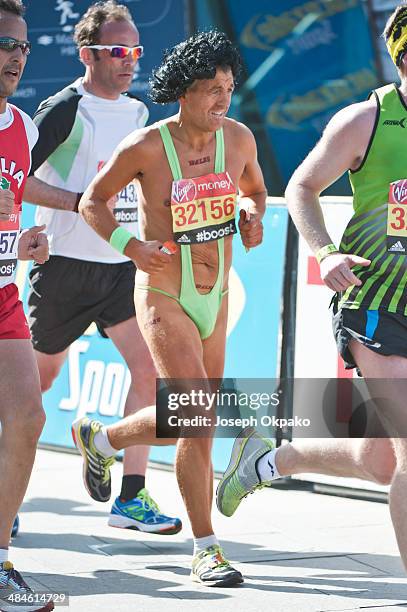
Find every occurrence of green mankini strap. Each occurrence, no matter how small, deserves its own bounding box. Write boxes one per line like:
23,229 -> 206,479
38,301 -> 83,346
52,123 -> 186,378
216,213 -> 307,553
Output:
151,123 -> 227,340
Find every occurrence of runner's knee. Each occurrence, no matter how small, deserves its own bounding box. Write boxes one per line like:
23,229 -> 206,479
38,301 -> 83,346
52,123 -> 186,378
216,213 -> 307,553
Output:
2,396 -> 45,442
19,398 -> 46,440
390,439 -> 407,474
39,363 -> 62,392
357,439 -> 395,485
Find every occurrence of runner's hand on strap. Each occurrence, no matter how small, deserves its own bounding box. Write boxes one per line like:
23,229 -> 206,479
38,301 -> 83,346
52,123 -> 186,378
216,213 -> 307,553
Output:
18,224 -> 49,264
238,209 -> 263,249
0,168 -> 15,222
319,252 -> 370,292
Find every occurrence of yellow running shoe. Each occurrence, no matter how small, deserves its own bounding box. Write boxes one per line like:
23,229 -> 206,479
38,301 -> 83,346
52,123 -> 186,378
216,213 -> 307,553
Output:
71,417 -> 116,502
216,426 -> 274,517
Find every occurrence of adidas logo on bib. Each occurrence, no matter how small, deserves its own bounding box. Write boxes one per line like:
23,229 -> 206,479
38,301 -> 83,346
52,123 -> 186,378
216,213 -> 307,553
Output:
178,234 -> 191,243
389,240 -> 405,252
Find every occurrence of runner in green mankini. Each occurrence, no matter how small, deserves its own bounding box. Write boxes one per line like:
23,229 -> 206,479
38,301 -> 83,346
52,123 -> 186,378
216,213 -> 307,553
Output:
71,30 -> 267,586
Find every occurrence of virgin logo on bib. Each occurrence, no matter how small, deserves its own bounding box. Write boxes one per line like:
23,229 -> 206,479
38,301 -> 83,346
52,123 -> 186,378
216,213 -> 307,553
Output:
387,178 -> 407,253
171,171 -> 237,244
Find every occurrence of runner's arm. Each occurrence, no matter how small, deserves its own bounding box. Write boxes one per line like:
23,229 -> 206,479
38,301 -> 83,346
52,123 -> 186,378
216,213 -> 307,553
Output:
79,135 -> 143,251
238,126 -> 267,219
24,177 -> 79,212
285,102 -> 376,253
237,127 -> 267,249
79,135 -> 171,272
23,89 -> 82,211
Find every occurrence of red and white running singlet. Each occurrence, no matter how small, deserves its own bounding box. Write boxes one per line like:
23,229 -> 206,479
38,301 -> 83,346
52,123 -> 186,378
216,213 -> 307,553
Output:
0,104 -> 31,288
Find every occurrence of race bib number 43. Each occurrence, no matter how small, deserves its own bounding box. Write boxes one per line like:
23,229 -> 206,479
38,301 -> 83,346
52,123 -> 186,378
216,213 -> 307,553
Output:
171,172 -> 237,244
97,162 -> 138,226
387,179 -> 407,254
114,182 -> 138,225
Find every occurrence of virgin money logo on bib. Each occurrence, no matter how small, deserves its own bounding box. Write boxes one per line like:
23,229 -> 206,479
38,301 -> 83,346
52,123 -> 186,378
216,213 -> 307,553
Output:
389,179 -> 407,204
172,179 -> 197,204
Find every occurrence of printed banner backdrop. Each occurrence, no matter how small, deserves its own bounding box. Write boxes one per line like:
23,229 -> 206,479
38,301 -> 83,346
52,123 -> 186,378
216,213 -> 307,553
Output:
12,0 -> 187,122
19,201 -> 288,471
200,0 -> 379,190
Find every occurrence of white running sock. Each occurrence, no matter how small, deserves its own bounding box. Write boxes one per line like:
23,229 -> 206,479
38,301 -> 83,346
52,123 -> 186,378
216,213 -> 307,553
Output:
193,534 -> 219,556
257,448 -> 281,482
93,427 -> 116,457
0,548 -> 8,564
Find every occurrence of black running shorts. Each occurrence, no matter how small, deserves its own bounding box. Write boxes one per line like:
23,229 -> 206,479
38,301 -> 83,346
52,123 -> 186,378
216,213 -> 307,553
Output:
332,304 -> 407,370
28,255 -> 136,354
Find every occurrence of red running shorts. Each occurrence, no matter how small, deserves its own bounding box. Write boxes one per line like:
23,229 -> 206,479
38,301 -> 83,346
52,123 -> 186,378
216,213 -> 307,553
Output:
0,283 -> 31,340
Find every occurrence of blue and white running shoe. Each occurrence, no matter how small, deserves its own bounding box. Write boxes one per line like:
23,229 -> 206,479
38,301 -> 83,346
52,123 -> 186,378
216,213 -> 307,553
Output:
108,489 -> 182,535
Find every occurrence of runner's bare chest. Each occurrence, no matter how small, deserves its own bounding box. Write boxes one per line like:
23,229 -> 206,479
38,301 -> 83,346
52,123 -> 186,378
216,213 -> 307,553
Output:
137,131 -> 245,236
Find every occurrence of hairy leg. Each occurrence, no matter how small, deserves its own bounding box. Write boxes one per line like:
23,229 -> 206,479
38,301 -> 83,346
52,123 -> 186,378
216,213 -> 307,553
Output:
105,316 -> 156,477
0,341 -> 45,547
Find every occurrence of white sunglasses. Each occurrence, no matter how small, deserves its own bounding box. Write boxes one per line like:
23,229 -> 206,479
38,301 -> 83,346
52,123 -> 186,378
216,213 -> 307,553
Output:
84,45 -> 144,60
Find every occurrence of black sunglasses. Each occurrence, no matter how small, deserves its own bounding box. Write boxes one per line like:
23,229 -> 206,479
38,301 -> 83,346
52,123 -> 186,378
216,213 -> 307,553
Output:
0,37 -> 31,55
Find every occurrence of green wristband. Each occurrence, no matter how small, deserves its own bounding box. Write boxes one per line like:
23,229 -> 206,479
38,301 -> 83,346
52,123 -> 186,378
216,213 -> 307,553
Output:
316,243 -> 338,264
109,226 -> 134,254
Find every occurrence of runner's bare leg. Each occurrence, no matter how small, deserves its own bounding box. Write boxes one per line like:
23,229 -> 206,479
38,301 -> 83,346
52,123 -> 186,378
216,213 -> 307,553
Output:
0,340 -> 45,547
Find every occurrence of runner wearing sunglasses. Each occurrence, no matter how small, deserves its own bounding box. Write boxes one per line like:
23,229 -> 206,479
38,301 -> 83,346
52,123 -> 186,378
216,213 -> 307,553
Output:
0,1 -> 54,610
0,35 -> 30,54
24,0 -> 181,536
84,43 -> 143,60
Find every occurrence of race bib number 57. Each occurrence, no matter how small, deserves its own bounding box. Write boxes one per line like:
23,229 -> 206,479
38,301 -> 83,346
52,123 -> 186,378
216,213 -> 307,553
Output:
0,179 -> 18,277
387,179 -> 407,254
171,172 -> 237,244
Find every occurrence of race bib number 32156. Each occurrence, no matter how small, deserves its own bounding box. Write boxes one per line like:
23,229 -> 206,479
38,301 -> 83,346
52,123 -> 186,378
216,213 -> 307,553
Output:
171,172 -> 237,244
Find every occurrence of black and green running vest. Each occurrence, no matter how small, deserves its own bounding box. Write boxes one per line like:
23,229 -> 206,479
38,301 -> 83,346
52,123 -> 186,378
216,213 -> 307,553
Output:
339,84 -> 407,314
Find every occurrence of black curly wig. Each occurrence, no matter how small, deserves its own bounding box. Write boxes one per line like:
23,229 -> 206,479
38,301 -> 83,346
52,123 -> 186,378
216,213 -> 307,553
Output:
149,30 -> 242,104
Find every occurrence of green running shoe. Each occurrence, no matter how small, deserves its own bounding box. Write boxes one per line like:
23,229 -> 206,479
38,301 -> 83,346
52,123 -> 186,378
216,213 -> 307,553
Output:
71,417 -> 116,502
191,545 -> 243,587
216,426 -> 274,517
